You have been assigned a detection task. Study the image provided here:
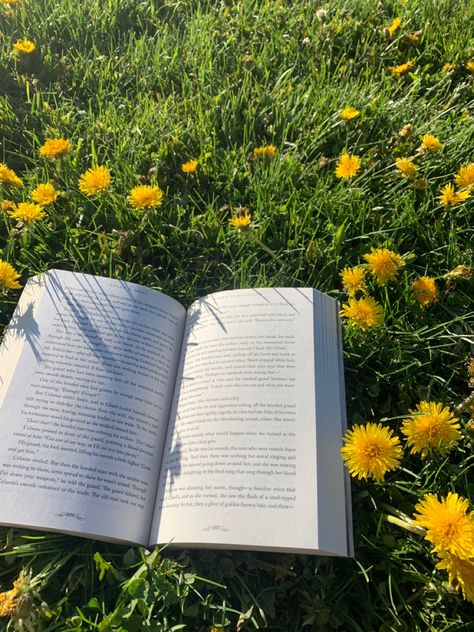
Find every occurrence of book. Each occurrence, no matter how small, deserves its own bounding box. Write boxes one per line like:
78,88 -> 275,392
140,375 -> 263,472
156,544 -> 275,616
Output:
0,269 -> 353,556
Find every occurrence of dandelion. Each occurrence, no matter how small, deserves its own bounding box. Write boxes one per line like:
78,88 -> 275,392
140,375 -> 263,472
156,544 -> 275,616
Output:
414,493 -> 474,559
31,183 -> 58,205
1,200 -> 16,213
363,248 -> 405,285
340,106 -> 360,120
13,39 -> 35,54
78,165 -> 111,196
399,124 -> 413,138
341,422 -> 402,482
0,0 -> 21,4
466,62 -> 474,73
253,145 -> 277,159
420,134 -> 443,153
442,63 -> 456,73
340,266 -> 367,296
395,157 -> 418,178
436,551 -> 474,604
0,260 -> 22,291
335,152 -> 361,179
181,159 -> 198,174
401,401 -> 461,457
412,178 -> 428,190
241,54 -> 254,64
9,202 -> 45,223
0,163 -> 23,187
455,164 -> 474,189
340,296 -> 384,330
316,7 -> 327,21
230,209 -> 251,230
438,183 -> 470,206
444,265 -> 472,281
407,32 -> 421,43
387,17 -> 401,37
39,138 -> 72,159
0,570 -> 25,617
411,276 -> 438,307
390,60 -> 414,75
128,184 -> 164,210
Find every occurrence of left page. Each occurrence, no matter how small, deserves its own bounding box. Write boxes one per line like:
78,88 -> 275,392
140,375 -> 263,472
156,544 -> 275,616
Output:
0,270 -> 186,544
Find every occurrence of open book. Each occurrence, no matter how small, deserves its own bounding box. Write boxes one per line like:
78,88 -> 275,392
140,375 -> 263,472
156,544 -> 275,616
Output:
0,270 -> 352,556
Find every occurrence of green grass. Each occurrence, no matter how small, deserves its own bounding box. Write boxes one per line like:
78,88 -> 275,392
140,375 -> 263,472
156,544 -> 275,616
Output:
0,0 -> 473,629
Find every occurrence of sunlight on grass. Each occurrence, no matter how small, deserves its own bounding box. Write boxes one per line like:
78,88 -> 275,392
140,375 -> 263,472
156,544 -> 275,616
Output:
0,0 -> 473,629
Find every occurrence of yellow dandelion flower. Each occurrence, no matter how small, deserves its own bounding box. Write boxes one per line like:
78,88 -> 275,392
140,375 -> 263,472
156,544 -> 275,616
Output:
442,63 -> 456,73
387,17 -> 401,37
453,188 -> 471,203
8,202 -> 45,223
436,551 -> 474,604
414,492 -> 474,559
0,0 -> 21,4
340,106 -> 360,120
13,39 -> 35,54
31,182 -> 58,205
399,123 -> 413,138
466,61 -> 474,73
363,248 -> 405,285
39,138 -> 72,159
0,163 -> 23,187
407,32 -> 421,43
181,159 -> 198,174
401,401 -> 461,457
230,210 -> 251,230
128,184 -> 164,210
0,260 -> 22,291
438,183 -> 456,206
341,422 -> 402,482
253,145 -> 277,159
390,60 -> 415,75
420,134 -> 443,153
78,165 -> 111,196
438,183 -> 470,206
395,157 -> 418,178
1,200 -> 16,214
411,276 -> 438,307
0,570 -> 25,617
339,296 -> 384,330
340,266 -> 367,296
335,152 -> 361,179
455,164 -> 474,189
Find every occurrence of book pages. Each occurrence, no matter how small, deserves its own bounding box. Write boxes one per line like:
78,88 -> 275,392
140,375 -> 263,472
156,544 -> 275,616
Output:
151,288 -> 343,553
0,270 -> 186,544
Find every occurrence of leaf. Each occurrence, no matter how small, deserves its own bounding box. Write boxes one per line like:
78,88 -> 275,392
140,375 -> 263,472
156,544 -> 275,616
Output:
237,605 -> 254,631
87,597 -> 103,612
94,552 -> 112,582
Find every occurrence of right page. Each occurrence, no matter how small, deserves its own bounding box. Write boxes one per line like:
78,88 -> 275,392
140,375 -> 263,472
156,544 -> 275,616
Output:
150,288 -> 352,555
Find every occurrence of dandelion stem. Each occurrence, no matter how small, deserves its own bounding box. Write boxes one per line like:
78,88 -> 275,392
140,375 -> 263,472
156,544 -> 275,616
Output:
385,514 -> 426,536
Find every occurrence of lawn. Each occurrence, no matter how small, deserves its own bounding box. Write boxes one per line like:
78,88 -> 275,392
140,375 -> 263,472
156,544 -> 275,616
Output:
0,0 -> 473,629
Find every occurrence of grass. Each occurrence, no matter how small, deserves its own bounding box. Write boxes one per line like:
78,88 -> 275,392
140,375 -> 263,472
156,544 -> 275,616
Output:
0,0 -> 473,629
